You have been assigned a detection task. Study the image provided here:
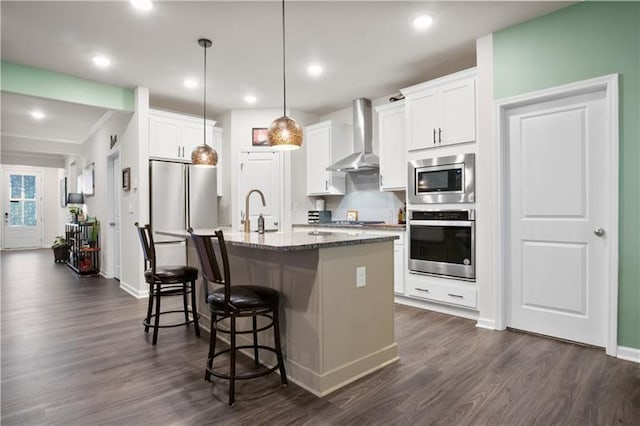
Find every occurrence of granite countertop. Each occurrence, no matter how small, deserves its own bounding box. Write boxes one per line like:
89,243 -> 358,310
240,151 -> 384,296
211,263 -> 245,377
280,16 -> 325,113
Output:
157,229 -> 398,252
294,223 -> 406,231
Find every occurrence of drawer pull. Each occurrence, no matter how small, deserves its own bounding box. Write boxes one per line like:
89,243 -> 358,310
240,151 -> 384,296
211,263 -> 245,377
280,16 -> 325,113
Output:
447,293 -> 464,299
416,288 -> 430,293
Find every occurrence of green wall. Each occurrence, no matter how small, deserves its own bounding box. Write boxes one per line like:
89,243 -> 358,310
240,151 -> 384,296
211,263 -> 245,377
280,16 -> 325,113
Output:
1,61 -> 134,112
494,2 -> 640,349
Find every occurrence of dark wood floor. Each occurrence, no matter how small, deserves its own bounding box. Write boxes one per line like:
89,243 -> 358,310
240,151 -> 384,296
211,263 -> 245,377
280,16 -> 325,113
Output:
2,249 -> 639,425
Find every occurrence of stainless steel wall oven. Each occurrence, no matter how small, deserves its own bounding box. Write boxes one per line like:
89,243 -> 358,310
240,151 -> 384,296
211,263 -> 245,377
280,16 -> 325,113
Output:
408,153 -> 475,204
408,209 -> 475,281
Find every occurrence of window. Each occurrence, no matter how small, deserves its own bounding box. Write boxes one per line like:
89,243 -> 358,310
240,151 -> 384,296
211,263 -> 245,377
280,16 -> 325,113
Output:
9,174 -> 37,227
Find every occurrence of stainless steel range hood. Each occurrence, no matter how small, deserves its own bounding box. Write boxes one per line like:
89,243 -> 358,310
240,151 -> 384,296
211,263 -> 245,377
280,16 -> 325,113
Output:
326,98 -> 379,172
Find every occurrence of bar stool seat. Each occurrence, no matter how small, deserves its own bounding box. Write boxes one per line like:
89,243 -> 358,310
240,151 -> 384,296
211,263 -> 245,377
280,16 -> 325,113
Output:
207,286 -> 279,309
145,266 -> 198,283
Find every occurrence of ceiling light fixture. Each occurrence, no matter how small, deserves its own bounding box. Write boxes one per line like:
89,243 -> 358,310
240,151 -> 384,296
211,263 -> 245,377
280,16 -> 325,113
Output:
244,95 -> 257,104
31,110 -> 45,120
413,14 -> 434,30
191,38 -> 218,167
268,0 -> 303,151
307,64 -> 324,77
130,0 -> 153,12
184,78 -> 198,89
92,55 -> 111,68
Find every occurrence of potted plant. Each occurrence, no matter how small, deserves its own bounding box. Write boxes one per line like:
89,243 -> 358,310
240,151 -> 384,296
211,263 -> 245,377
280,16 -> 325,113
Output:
52,235 -> 68,263
88,218 -> 100,248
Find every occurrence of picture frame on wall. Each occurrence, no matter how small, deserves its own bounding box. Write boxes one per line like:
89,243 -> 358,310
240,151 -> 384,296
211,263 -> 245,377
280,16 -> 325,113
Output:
252,128 -> 269,146
59,177 -> 67,207
122,167 -> 131,191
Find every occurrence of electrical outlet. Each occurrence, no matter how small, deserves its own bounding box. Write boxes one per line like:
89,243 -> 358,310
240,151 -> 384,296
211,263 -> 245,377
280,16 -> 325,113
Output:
356,266 -> 366,288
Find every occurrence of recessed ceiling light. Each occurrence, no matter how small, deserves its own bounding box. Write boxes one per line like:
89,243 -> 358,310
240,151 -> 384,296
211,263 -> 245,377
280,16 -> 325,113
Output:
31,110 -> 45,120
92,55 -> 111,69
184,79 -> 198,89
244,95 -> 257,104
412,14 -> 434,30
130,0 -> 153,11
307,64 -> 324,77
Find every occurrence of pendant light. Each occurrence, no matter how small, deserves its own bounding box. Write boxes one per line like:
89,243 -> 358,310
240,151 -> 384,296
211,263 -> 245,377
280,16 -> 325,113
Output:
191,38 -> 218,167
268,0 -> 303,150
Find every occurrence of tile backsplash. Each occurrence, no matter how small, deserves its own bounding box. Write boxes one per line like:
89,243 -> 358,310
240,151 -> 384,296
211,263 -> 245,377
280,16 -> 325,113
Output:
320,172 -> 405,223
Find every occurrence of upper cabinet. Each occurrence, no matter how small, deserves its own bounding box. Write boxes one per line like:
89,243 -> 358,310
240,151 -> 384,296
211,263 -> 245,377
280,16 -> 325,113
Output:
305,120 -> 348,196
375,101 -> 406,191
402,68 -> 476,151
149,109 -> 216,162
149,109 -> 222,196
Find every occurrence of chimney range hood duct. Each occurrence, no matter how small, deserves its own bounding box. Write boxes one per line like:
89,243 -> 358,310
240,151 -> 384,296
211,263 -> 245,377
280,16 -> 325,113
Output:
326,98 -> 379,172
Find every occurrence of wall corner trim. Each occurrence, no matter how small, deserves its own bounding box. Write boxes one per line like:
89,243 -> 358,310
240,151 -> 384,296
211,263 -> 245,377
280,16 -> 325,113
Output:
476,318 -> 496,330
617,346 -> 640,364
119,281 -> 148,299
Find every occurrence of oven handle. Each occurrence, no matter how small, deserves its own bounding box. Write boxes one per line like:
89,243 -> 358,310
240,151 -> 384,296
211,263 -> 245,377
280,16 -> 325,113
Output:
409,220 -> 475,227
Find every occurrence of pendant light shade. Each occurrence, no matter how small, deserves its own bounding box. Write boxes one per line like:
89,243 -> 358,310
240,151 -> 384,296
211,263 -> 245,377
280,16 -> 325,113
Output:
268,116 -> 303,150
191,38 -> 218,167
268,0 -> 302,151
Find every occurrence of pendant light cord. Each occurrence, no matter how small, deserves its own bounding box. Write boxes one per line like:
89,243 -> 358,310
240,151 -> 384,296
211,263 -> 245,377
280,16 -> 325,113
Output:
282,0 -> 287,117
203,41 -> 208,146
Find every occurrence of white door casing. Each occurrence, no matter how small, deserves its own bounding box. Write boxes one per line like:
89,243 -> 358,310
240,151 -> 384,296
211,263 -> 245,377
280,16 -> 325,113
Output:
238,151 -> 282,231
3,168 -> 43,249
113,156 -> 121,279
495,74 -> 619,355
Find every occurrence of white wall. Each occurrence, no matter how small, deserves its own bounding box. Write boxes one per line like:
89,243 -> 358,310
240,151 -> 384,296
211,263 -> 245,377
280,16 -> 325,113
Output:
2,153 -> 65,169
475,34 -> 495,327
77,111 -> 132,275
118,87 -> 149,297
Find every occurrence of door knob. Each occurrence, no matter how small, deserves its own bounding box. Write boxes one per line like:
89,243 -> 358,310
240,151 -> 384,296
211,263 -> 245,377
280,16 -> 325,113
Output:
109,222 -> 116,227
594,227 -> 605,237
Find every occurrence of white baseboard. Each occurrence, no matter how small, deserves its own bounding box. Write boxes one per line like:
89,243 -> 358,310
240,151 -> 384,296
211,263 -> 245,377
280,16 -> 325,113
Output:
476,318 -> 496,330
617,346 -> 640,363
119,280 -> 148,299
394,295 -> 479,321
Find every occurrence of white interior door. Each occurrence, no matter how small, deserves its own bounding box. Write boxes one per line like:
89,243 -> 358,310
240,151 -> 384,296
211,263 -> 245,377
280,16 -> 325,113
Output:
507,89 -> 609,347
238,151 -> 281,231
113,156 -> 121,279
3,169 -> 43,249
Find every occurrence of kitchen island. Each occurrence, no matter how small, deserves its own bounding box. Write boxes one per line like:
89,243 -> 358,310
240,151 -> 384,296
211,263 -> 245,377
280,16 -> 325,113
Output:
159,229 -> 399,397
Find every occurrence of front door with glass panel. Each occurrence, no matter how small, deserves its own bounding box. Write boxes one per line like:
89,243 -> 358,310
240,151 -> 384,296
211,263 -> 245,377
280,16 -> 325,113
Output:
3,169 -> 43,249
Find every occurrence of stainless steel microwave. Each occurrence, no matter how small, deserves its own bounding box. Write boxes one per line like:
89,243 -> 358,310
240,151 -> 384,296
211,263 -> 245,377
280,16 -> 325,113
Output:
408,153 -> 475,204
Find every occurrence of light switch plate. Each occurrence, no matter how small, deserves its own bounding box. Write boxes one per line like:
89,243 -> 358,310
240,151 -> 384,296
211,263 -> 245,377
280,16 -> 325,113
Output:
356,266 -> 366,287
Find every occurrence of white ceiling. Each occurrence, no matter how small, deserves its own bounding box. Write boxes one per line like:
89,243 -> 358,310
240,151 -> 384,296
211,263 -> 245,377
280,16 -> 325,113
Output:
1,1 -> 573,159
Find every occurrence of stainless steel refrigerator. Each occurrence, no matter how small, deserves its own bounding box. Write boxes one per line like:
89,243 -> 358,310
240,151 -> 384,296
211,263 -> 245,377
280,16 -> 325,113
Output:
150,160 -> 217,265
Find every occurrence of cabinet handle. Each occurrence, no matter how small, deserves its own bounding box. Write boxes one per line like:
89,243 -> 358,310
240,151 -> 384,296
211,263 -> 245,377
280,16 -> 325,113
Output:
325,180 -> 328,191
438,128 -> 442,143
380,174 -> 383,186
182,146 -> 185,157
416,287 -> 430,293
447,293 -> 463,299
177,146 -> 181,157
433,128 -> 436,144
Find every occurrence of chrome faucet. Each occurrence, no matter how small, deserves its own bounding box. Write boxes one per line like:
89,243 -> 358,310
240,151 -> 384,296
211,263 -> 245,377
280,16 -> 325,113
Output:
243,189 -> 266,233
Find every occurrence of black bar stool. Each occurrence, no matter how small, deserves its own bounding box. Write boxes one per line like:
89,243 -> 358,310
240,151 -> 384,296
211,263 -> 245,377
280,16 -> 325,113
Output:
189,229 -> 287,406
135,223 -> 200,345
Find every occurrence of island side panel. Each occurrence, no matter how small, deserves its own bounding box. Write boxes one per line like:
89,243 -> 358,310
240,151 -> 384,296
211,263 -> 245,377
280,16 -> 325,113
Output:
318,241 -> 398,394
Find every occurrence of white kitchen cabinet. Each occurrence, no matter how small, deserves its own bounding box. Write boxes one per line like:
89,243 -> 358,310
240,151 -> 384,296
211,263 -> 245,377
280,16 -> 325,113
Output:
406,273 -> 477,309
149,109 -> 216,162
305,120 -> 348,196
402,68 -> 476,151
375,101 -> 406,191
